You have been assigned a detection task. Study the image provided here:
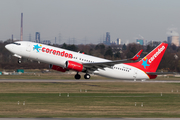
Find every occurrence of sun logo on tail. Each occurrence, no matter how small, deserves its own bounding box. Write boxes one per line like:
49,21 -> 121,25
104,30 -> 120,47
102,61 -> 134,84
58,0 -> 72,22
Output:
141,57 -> 150,69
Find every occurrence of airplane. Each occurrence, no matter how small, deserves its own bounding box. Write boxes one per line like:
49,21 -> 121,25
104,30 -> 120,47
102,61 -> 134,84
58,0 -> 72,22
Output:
5,41 -> 170,80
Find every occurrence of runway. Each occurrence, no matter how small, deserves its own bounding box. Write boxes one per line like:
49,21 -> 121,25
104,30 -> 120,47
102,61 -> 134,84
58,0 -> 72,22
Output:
0,79 -> 180,83
0,118 -> 180,120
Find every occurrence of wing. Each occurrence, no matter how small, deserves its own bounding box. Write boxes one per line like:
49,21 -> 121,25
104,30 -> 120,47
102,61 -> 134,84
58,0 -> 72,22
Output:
83,49 -> 143,72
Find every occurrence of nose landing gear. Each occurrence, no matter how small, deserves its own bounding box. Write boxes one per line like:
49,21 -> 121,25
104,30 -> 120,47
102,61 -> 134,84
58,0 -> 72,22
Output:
18,59 -> 21,64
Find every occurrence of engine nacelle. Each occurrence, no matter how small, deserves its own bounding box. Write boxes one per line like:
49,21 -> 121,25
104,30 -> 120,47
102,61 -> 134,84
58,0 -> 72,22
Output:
65,61 -> 83,72
49,64 -> 66,72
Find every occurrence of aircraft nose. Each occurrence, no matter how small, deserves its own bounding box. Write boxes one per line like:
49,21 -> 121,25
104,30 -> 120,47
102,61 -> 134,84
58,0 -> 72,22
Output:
5,44 -> 13,52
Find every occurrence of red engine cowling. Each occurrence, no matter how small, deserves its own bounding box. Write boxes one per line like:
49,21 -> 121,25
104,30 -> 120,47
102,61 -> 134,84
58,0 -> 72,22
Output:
66,61 -> 83,72
49,64 -> 66,72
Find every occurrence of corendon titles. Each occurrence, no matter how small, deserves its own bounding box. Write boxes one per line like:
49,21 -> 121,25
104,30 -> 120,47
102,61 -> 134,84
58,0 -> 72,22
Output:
148,45 -> 165,63
41,47 -> 73,59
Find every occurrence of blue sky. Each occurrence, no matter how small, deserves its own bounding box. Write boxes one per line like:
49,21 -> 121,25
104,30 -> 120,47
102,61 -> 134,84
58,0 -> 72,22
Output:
0,0 -> 180,44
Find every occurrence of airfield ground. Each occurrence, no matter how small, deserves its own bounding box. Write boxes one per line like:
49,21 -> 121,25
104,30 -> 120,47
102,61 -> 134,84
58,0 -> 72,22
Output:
0,71 -> 180,118
0,70 -> 180,80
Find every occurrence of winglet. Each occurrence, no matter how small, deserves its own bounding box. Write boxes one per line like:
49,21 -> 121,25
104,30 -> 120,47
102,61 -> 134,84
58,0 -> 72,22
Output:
130,49 -> 143,61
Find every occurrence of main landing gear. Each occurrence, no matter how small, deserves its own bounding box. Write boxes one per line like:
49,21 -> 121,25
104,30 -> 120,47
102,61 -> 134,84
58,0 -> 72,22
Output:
18,59 -> 21,64
75,72 -> 81,79
84,74 -> 91,79
74,72 -> 91,80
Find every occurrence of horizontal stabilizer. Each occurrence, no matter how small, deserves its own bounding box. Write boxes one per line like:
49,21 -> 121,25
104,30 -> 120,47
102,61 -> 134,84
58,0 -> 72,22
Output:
130,49 -> 143,61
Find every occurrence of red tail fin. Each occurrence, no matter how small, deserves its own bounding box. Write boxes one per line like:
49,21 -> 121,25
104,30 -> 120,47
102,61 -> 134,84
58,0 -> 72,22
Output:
126,43 -> 168,72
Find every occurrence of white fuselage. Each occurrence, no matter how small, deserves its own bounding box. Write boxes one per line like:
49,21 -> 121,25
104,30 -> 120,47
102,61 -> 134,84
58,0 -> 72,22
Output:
5,41 -> 149,80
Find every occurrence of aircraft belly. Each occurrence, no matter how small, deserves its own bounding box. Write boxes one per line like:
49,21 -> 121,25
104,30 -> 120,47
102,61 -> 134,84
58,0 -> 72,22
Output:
136,69 -> 149,79
96,68 -> 134,79
95,67 -> 149,80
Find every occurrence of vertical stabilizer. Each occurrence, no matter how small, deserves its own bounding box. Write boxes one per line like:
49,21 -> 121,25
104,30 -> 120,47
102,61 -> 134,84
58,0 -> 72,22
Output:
126,43 -> 168,72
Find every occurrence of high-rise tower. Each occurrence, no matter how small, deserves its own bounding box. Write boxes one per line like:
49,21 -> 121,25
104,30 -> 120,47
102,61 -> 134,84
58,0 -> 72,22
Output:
35,32 -> 40,43
106,32 -> 110,45
103,32 -> 111,45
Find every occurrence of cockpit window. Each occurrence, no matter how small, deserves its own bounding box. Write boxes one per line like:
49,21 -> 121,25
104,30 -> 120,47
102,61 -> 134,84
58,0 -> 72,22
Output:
13,43 -> 21,45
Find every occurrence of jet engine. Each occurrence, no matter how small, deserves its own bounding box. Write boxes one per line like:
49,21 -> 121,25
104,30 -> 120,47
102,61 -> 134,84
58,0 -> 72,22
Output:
49,64 -> 66,72
65,61 -> 83,72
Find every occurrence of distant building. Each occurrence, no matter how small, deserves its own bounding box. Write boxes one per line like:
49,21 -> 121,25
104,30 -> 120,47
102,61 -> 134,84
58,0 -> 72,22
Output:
147,40 -> 161,47
42,40 -> 51,45
103,32 -> 111,45
111,41 -> 116,45
136,39 -> 144,45
35,32 -> 40,43
167,36 -> 179,46
117,38 -> 121,45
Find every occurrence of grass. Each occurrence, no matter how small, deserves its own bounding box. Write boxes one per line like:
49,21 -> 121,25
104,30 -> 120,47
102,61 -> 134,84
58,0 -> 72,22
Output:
0,93 -> 180,118
0,82 -> 180,117
0,82 -> 179,93
0,72 -> 111,80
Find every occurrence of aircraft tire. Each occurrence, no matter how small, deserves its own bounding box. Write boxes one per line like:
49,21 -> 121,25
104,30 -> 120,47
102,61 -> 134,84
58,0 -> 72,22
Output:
84,74 -> 91,79
75,74 -> 81,80
18,60 -> 21,64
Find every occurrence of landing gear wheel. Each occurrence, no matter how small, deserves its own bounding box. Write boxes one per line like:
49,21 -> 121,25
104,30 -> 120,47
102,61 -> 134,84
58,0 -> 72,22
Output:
18,59 -> 21,64
75,73 -> 81,80
84,74 -> 91,79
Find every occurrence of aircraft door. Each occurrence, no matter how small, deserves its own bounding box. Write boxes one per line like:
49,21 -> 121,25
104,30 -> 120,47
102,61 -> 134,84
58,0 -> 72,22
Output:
26,43 -> 32,58
26,43 -> 31,52
133,69 -> 137,81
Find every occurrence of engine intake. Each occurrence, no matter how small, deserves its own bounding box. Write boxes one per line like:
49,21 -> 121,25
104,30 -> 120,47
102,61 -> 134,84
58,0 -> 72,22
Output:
65,61 -> 83,72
